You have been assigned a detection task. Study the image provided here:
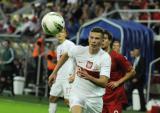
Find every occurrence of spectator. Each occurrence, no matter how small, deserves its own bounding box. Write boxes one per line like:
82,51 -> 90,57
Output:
80,3 -> 90,24
13,58 -> 22,76
120,5 -> 134,20
151,2 -> 160,35
32,36 -> 45,84
14,16 -> 39,36
65,15 -> 80,38
0,40 -> 15,96
46,44 -> 57,76
129,50 -> 135,64
127,47 -> 146,111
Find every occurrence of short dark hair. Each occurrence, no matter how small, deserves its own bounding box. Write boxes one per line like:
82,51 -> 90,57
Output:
113,39 -> 120,44
134,47 -> 140,50
103,30 -> 113,41
90,27 -> 104,34
133,47 -> 141,51
111,39 -> 121,47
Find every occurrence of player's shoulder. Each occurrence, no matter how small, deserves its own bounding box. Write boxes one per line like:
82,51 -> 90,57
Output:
110,50 -> 122,57
99,49 -> 111,59
65,39 -> 75,45
110,50 -> 127,61
60,40 -> 75,48
74,45 -> 87,53
69,45 -> 87,56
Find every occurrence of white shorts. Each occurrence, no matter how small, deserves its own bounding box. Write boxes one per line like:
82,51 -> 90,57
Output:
69,90 -> 103,113
50,79 -> 71,99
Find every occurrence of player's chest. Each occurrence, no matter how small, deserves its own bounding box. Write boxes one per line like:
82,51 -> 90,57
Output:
76,56 -> 101,71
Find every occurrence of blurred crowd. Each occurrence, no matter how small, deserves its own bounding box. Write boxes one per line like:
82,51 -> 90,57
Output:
0,0 -> 160,39
0,0 -> 160,96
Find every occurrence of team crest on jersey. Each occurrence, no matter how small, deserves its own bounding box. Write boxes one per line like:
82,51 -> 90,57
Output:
86,61 -> 93,69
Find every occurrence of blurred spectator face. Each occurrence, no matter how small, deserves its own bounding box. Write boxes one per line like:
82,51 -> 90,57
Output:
56,29 -> 67,43
112,41 -> 120,53
130,50 -> 135,58
133,48 -> 140,57
2,40 -> 9,47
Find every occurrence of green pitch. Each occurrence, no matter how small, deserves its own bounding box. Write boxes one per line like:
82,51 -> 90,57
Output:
0,98 -> 68,113
0,97 -> 145,113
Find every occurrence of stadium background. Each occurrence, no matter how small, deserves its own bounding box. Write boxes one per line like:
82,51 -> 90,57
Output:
0,0 -> 160,113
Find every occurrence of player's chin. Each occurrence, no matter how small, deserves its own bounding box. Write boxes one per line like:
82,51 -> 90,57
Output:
90,44 -> 96,47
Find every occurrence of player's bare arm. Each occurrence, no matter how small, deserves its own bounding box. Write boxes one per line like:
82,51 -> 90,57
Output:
107,68 -> 136,89
77,69 -> 109,88
68,74 -> 75,83
48,52 -> 69,86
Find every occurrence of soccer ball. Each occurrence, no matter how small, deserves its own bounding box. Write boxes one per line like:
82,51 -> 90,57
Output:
41,12 -> 65,35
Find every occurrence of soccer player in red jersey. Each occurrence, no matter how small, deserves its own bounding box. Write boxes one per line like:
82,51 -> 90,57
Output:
102,30 -> 136,113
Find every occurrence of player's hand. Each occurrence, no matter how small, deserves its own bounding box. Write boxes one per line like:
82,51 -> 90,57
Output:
107,81 -> 120,89
48,73 -> 56,87
68,74 -> 75,83
77,69 -> 91,80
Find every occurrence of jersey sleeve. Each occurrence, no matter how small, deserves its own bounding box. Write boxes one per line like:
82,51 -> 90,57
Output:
100,53 -> 111,78
66,41 -> 75,51
117,53 -> 132,72
68,45 -> 78,58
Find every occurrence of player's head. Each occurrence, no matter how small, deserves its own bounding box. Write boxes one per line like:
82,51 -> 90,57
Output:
88,27 -> 104,51
112,40 -> 121,53
102,30 -> 112,51
55,28 -> 68,44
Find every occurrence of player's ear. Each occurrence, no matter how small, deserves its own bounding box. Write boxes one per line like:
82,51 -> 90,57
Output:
88,36 -> 91,44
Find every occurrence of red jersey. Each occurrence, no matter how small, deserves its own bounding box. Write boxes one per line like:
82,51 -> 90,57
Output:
103,50 -> 132,105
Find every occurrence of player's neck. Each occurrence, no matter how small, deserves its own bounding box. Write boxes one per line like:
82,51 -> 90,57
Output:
59,39 -> 66,44
89,47 -> 100,55
103,46 -> 111,52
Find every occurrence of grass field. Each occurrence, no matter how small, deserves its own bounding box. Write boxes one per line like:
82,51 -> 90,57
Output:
0,95 -> 145,113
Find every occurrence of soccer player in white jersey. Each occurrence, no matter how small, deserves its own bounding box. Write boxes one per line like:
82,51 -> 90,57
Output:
48,29 -> 75,113
49,27 -> 111,113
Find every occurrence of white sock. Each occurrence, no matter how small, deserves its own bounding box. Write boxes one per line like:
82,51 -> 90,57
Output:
49,103 -> 57,113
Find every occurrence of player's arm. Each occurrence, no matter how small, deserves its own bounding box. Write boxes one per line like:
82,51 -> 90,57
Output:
108,68 -> 135,89
108,55 -> 136,89
78,54 -> 111,88
91,75 -> 109,87
78,69 -> 109,87
68,74 -> 75,83
117,57 -> 136,85
48,52 -> 69,86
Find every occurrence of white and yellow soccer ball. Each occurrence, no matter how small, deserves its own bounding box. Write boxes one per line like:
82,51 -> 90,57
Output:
41,12 -> 65,35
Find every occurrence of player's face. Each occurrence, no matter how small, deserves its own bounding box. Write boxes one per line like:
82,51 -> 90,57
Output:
56,29 -> 67,43
88,32 -> 102,50
112,41 -> 121,53
102,34 -> 111,50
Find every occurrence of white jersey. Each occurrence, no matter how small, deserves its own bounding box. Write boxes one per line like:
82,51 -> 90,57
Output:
56,40 -> 75,80
68,46 -> 111,97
